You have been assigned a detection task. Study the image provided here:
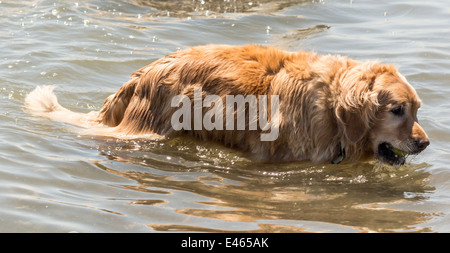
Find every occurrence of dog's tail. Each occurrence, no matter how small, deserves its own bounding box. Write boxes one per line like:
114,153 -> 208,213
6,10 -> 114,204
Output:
24,85 -> 99,129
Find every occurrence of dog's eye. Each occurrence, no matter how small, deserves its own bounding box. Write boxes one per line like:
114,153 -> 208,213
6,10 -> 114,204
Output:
390,106 -> 404,116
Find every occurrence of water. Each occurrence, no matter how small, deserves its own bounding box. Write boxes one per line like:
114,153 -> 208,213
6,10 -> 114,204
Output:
0,0 -> 449,232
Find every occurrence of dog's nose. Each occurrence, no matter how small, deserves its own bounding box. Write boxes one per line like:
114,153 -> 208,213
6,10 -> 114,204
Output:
415,138 -> 430,152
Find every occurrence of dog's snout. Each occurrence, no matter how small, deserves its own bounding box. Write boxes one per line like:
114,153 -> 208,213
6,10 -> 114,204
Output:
415,138 -> 430,152
411,122 -> 429,152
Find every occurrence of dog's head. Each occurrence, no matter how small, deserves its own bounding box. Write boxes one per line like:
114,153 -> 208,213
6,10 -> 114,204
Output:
336,62 -> 430,165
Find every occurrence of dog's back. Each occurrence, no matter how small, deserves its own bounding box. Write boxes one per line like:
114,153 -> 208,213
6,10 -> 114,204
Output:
96,45 -> 295,153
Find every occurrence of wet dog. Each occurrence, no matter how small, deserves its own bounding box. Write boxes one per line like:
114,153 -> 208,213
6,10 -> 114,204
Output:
25,44 -> 429,164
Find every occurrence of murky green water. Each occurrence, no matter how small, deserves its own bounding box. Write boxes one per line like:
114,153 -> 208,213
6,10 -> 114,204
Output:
1,0 -> 449,232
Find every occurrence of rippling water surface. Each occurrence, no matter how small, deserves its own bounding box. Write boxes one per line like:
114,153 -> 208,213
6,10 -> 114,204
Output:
1,0 -> 449,232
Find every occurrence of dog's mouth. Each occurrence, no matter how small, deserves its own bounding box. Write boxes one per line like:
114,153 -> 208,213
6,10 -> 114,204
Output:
377,142 -> 407,165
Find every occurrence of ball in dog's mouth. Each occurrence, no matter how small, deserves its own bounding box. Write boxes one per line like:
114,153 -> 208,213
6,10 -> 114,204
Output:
377,142 -> 407,165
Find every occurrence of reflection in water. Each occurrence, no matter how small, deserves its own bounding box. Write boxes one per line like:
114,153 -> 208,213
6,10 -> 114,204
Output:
134,0 -> 309,18
89,136 -> 434,232
277,24 -> 330,49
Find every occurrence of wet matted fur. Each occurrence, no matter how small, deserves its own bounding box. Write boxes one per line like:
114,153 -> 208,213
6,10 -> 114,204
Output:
25,44 -> 429,164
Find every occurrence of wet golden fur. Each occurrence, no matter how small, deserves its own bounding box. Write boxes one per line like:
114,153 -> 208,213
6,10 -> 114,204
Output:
25,44 -> 429,163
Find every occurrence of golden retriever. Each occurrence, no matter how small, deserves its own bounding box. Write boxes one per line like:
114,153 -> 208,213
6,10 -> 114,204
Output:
25,44 -> 429,165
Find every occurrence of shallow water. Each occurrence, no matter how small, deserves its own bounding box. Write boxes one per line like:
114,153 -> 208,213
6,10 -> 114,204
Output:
1,0 -> 449,232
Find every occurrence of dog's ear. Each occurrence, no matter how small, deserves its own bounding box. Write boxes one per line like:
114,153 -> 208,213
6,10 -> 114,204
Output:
336,106 -> 368,143
336,61 -> 384,143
